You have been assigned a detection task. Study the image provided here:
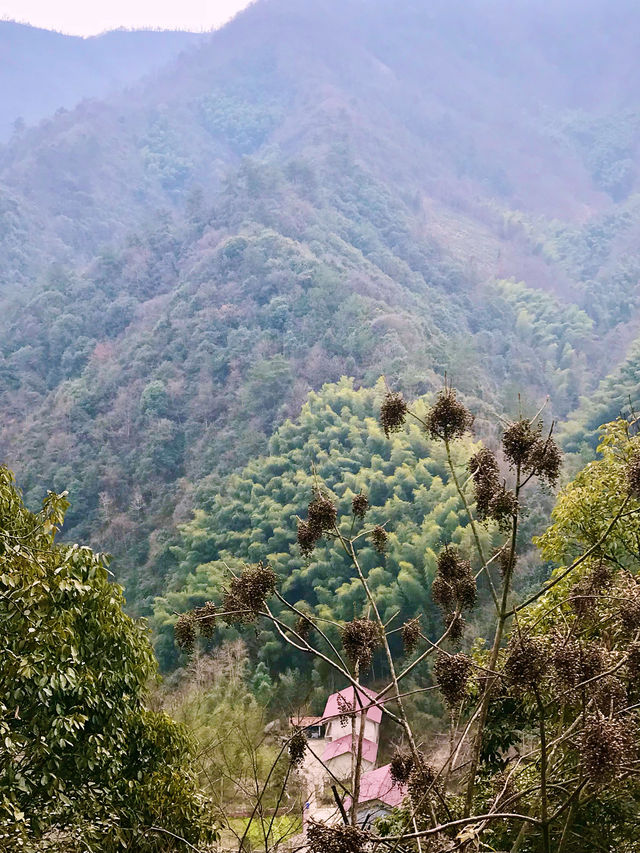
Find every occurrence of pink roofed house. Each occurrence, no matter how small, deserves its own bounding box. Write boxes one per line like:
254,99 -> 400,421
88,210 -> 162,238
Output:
318,686 -> 382,779
343,763 -> 407,821
322,686 -> 382,744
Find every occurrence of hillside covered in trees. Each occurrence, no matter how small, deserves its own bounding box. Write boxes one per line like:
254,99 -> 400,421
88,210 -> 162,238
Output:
2,1 -> 640,615
4,1 -> 640,849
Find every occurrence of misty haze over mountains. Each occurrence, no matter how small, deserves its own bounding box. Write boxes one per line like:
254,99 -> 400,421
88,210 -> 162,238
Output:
1,0 -> 640,604
0,22 -> 203,139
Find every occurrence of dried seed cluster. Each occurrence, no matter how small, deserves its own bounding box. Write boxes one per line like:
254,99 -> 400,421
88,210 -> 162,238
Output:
431,546 -> 477,638
223,562 -> 277,624
570,563 -> 612,620
288,727 -> 307,769
390,748 -> 414,786
614,572 -> 640,634
341,618 -> 382,672
407,756 -> 440,817
297,520 -> 319,557
501,418 -> 561,486
580,715 -> 635,786
434,651 -> 472,708
552,639 -> 605,698
594,675 -> 627,715
504,636 -> 548,693
371,525 -> 388,553
174,612 -> 196,651
425,388 -> 474,443
401,618 -> 422,655
627,641 -> 640,679
351,492 -> 370,519
380,391 -> 408,437
487,486 -> 519,532
627,453 -> 640,497
468,448 -> 500,520
307,822 -> 365,853
297,491 -> 338,556
445,612 -> 466,643
192,601 -> 217,638
294,614 -> 312,640
337,692 -> 355,726
308,493 -> 338,531
496,546 -> 516,578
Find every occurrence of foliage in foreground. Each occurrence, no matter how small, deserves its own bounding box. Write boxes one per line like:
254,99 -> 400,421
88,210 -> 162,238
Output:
0,469 -> 214,851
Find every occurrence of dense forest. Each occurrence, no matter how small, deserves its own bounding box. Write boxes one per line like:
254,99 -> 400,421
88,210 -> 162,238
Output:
3,0 -> 640,850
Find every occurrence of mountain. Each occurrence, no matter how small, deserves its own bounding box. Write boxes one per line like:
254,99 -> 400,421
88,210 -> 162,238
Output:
1,0 -> 640,612
0,22 -> 204,140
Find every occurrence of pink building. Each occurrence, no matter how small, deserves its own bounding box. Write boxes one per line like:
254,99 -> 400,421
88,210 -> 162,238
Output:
319,686 -> 382,779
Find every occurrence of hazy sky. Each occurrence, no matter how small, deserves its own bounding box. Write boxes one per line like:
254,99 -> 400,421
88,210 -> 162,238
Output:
0,0 -> 255,36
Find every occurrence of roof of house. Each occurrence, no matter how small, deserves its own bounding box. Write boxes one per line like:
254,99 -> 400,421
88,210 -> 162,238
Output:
321,734 -> 379,765
322,686 -> 383,724
344,763 -> 407,811
289,716 -> 323,728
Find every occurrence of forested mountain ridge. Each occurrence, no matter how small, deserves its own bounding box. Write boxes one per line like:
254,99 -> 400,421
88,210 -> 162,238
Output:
0,22 -> 204,140
3,0 -> 640,280
2,0 -> 640,612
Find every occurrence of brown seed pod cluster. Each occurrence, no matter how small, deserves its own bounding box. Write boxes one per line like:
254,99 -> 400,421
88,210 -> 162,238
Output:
390,747 -> 414,786
407,755 -> 441,817
577,643 -> 607,686
341,618 -> 382,672
502,418 -> 541,468
552,638 -> 606,698
569,563 -> 613,620
192,601 -> 217,638
288,727 -> 307,769
552,638 -> 580,691
594,675 -> 627,715
297,520 -> 319,557
468,448 -> 501,520
424,388 -> 474,443
496,546 -> 516,578
222,562 -> 277,624
337,692 -> 355,726
579,715 -> 635,786
371,525 -> 388,553
434,651 -> 472,708
487,486 -> 519,532
445,612 -> 466,643
527,435 -> 562,487
590,561 -> 613,592
294,614 -> 312,640
492,772 -> 516,808
431,546 -> 476,633
308,493 -> 338,532
401,618 -> 422,655
569,580 -> 597,620
307,822 -> 366,853
380,391 -> 408,437
626,453 -> 640,497
627,641 -> 640,679
351,492 -> 370,519
174,612 -> 196,651
501,418 -> 561,486
614,572 -> 640,634
504,636 -> 548,693
297,491 -> 338,556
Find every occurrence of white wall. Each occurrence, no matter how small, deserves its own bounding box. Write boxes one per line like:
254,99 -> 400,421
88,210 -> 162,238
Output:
325,752 -> 375,780
326,717 -> 379,743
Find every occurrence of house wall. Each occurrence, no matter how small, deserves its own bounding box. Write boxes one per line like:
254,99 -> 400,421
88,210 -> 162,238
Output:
326,717 -> 379,743
325,753 -> 375,780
